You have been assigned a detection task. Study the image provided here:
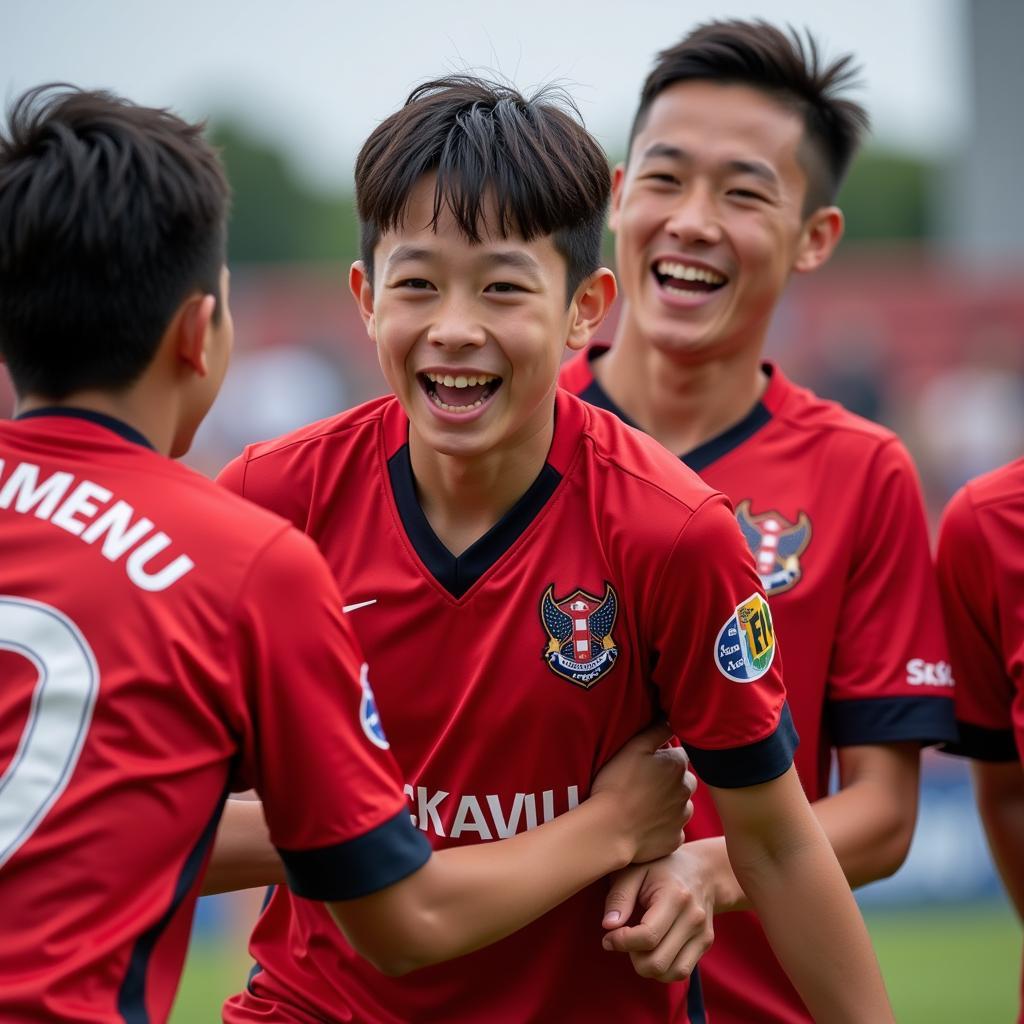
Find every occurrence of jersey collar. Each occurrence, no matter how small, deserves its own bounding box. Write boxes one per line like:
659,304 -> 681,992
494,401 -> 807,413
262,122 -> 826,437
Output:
576,345 -> 775,472
14,406 -> 156,451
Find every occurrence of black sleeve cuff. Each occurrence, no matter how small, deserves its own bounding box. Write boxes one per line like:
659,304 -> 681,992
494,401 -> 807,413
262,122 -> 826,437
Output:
277,808 -> 432,901
942,721 -> 1020,763
686,702 -> 798,789
827,696 -> 958,747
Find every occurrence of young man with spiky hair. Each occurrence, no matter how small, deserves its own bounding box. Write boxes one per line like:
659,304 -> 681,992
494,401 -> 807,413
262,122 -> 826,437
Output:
0,84 -> 697,1023
213,74 -> 893,1023
937,462 -> 1024,1024
558,20 -> 957,1023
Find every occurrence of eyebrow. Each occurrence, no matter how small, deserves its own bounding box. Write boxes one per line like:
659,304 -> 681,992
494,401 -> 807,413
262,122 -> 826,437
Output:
385,245 -> 544,283
639,143 -> 779,187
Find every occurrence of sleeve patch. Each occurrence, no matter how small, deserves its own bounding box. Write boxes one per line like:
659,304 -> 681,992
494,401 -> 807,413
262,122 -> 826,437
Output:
714,593 -> 776,682
827,696 -> 959,747
278,807 -> 431,902
687,701 -> 798,788
943,721 -> 1020,763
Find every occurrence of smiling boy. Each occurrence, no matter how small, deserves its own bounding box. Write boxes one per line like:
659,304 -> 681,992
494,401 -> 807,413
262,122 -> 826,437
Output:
559,21 -> 956,1024
214,76 -> 892,1023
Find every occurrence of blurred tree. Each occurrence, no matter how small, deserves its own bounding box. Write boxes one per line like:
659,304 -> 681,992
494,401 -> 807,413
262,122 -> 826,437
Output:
209,121 -> 360,264
838,147 -> 936,242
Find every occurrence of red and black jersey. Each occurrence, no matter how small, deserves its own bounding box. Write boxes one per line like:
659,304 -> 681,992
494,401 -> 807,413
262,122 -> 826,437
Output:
0,409 -> 428,1024
562,346 -> 956,1024
937,458 -> 1024,1022
219,388 -> 793,1024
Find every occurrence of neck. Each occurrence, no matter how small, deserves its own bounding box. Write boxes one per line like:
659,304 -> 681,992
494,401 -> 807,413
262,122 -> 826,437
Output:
16,388 -> 176,456
599,309 -> 768,455
409,416 -> 555,558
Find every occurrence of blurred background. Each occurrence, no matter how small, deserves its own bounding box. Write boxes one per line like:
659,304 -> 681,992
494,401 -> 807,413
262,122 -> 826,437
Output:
3,0 -> 1022,1019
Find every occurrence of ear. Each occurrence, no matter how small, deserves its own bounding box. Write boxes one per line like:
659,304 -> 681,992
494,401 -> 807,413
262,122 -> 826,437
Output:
175,293 -> 217,377
349,261 -> 377,341
793,206 -> 844,274
608,164 -> 627,232
567,268 -> 617,353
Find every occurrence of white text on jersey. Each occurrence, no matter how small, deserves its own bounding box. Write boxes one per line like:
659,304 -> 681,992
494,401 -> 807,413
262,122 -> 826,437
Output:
403,784 -> 581,840
905,658 -> 955,687
0,460 -> 194,592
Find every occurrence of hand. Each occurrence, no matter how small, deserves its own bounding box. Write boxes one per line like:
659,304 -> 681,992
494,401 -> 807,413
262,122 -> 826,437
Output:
600,844 -> 716,982
591,724 -> 697,864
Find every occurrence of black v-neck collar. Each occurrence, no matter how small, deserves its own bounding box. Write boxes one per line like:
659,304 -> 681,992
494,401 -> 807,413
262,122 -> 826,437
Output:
387,444 -> 562,599
15,406 -> 156,450
579,352 -> 772,472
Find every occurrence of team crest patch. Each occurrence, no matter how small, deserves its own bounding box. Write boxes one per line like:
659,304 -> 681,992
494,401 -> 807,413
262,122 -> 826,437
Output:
715,593 -> 776,683
735,500 -> 812,596
359,662 -> 389,750
540,582 -> 619,689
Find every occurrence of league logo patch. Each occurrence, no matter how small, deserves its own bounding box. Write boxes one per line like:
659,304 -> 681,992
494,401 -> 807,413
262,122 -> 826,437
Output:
735,500 -> 812,596
540,582 -> 619,689
715,593 -> 776,683
358,662 -> 389,750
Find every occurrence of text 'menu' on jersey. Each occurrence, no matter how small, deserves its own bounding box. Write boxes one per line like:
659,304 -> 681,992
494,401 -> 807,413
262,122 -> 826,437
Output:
217,388 -> 795,1024
936,458 -> 1024,1024
0,410 -> 426,1024
561,347 -> 957,1024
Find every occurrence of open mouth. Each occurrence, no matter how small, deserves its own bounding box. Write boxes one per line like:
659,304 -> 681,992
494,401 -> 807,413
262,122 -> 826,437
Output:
419,371 -> 503,413
652,259 -> 727,296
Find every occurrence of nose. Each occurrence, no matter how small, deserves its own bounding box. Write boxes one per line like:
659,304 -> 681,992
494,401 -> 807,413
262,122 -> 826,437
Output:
664,183 -> 722,247
426,294 -> 487,351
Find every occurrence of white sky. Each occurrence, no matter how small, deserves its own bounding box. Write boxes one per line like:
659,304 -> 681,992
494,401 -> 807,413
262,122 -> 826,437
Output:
4,0 -> 967,191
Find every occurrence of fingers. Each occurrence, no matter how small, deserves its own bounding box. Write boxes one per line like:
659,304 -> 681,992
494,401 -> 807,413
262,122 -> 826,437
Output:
629,910 -> 714,982
602,883 -> 685,953
603,865 -> 645,929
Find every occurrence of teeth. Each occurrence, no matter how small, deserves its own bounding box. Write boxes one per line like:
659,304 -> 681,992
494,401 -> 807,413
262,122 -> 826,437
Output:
655,261 -> 726,286
424,372 -> 499,388
429,393 -> 487,412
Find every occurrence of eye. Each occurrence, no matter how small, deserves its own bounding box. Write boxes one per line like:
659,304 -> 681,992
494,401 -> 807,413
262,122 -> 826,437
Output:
728,188 -> 768,202
485,281 -> 524,294
642,172 -> 680,186
397,278 -> 434,290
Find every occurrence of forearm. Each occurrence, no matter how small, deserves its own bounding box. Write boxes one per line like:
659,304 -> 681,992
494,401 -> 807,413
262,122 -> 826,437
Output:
332,790 -> 636,974
728,809 -> 892,1022
202,797 -> 285,896
973,761 -> 1024,921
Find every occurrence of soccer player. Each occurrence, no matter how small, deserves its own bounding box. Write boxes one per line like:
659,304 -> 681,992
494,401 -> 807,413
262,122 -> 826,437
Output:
937,460 -> 1024,1023
0,85 -> 697,1023
557,20 -> 958,1024
212,75 -> 893,1023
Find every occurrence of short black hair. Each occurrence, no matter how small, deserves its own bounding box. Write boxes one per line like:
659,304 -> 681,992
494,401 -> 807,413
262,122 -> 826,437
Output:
629,20 -> 870,213
0,84 -> 230,398
355,75 -> 610,301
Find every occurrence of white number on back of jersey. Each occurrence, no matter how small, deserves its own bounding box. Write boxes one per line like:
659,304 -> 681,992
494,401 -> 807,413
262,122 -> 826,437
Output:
0,596 -> 99,869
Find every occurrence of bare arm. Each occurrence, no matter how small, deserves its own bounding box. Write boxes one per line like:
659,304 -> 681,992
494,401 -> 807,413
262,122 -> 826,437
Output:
602,742 -> 919,980
972,759 -> 1024,921
713,765 -> 893,1023
204,725 -> 696,973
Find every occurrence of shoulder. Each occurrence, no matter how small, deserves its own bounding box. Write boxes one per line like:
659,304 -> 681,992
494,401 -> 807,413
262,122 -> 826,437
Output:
940,457 -> 1024,561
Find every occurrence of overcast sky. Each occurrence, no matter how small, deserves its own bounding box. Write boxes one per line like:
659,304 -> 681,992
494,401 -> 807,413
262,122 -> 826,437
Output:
5,0 -> 967,190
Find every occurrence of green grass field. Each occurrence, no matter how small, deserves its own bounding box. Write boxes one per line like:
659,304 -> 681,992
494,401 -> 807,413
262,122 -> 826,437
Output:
170,904 -> 1021,1022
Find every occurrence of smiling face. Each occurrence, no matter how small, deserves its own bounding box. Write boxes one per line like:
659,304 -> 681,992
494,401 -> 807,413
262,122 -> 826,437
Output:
352,176 -> 613,463
612,79 -> 840,363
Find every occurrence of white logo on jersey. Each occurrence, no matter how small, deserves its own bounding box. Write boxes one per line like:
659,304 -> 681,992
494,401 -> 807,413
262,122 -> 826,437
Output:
402,784 -> 581,840
342,599 -> 378,614
905,659 -> 954,688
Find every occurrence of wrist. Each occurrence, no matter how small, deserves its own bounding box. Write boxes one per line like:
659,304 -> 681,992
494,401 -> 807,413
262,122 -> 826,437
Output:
585,788 -> 636,871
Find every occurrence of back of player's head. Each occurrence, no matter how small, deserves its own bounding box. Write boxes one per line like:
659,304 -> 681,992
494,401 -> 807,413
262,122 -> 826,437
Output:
0,84 -> 230,399
355,75 -> 611,299
629,19 -> 870,213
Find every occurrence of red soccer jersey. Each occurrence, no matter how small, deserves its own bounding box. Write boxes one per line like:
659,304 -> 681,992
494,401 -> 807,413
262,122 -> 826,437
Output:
937,458 -> 1024,1022
219,388 -> 794,1024
0,410 -> 429,1024
561,347 -> 956,1024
